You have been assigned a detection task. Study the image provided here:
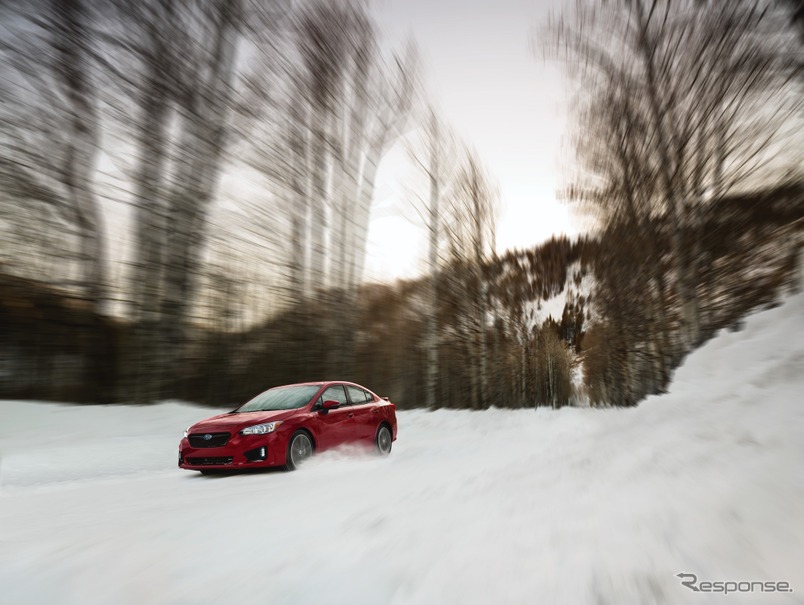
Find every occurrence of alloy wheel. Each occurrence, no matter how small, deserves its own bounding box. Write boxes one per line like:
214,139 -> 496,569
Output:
290,433 -> 312,468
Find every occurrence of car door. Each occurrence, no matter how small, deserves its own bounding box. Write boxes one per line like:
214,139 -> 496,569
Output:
314,384 -> 354,450
346,384 -> 376,443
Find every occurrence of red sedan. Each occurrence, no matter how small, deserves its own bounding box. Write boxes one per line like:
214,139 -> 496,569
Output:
179,381 -> 397,472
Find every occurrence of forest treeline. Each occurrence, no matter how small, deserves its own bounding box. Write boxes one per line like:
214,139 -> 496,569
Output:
2,181 -> 801,406
0,0 -> 801,407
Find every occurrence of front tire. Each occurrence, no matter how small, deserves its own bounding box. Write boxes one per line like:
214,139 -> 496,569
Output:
286,431 -> 313,470
375,424 -> 392,455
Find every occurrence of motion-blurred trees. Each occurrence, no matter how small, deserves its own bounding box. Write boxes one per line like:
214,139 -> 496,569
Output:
406,112 -> 502,409
547,0 -> 802,403
0,0 -> 115,400
441,149 -> 498,409
1,0 -> 416,402
1,0 -> 101,298
238,0 -> 415,296
236,0 -> 416,378
413,108 -> 454,409
1,0 -> 800,408
103,0 -> 246,400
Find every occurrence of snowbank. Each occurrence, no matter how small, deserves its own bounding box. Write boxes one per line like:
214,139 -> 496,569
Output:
0,289 -> 802,604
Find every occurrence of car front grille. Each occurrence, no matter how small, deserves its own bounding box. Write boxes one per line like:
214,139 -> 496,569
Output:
188,432 -> 230,448
186,456 -> 234,466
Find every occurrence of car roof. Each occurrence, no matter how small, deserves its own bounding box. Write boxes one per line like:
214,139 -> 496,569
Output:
275,380 -> 367,389
321,380 -> 372,389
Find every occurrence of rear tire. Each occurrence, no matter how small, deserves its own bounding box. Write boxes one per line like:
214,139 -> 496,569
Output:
375,424 -> 392,455
286,431 -> 313,470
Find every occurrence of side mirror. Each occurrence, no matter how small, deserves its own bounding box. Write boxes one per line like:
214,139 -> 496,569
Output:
322,399 -> 340,411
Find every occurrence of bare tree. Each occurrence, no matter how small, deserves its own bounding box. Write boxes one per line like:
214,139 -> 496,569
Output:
0,0 -> 107,304
547,0 -> 801,350
0,0 -> 116,399
231,0 -> 416,380
442,148 -> 498,408
158,1 -> 243,385
424,110 -> 442,410
238,0 -> 415,296
408,107 -> 459,408
291,0 -> 416,295
99,0 -> 246,400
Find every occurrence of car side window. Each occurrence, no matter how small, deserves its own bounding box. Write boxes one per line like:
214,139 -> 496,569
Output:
321,385 -> 348,406
347,385 -> 372,404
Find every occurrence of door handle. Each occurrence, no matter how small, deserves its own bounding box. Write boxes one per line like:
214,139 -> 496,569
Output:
347,412 -> 354,418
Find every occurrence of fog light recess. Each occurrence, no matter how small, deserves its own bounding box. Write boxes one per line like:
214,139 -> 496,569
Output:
244,447 -> 267,462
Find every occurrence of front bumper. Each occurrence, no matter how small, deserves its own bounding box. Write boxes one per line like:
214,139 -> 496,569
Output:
179,432 -> 287,471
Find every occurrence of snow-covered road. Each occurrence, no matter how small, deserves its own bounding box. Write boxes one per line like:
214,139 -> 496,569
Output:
1,289 -> 803,605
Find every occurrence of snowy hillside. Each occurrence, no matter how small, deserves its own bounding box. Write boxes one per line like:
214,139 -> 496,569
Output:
1,288 -> 803,604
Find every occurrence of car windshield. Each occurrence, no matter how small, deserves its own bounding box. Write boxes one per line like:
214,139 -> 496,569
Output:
235,385 -> 321,413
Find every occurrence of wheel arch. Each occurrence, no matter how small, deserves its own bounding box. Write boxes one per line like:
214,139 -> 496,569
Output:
293,426 -> 316,451
375,420 -> 392,436
374,421 -> 393,455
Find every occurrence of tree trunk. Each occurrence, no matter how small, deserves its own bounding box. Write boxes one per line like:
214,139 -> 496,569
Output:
159,0 -> 242,397
633,0 -> 695,350
128,35 -> 172,402
55,0 -> 111,401
425,112 -> 440,409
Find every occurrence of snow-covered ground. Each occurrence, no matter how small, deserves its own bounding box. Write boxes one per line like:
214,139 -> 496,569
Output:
1,291 -> 803,604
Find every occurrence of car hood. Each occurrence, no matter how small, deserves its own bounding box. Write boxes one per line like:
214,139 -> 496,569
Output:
189,409 -> 300,434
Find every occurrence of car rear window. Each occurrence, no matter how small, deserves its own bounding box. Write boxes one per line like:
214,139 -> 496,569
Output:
347,385 -> 373,403
320,385 -> 349,405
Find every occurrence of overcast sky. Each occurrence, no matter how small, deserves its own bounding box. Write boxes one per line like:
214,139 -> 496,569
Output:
364,0 -> 576,281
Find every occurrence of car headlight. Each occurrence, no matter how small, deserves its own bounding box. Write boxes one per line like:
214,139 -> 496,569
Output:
184,427 -> 189,438
241,421 -> 282,435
